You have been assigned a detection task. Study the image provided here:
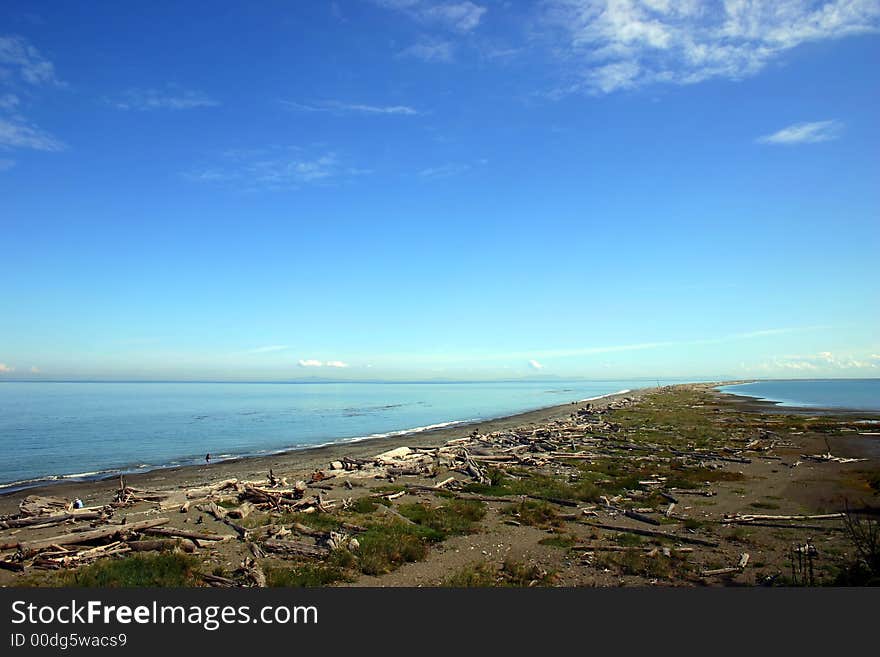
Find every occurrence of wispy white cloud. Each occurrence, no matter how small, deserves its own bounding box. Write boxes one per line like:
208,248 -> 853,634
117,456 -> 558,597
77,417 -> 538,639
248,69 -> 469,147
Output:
528,359 -> 544,370
520,326 -> 829,359
745,351 -> 879,372
281,100 -> 420,115
419,162 -> 471,178
399,38 -> 455,62
0,35 -> 61,86
0,117 -> 65,151
0,363 -> 14,373
380,326 -> 828,365
30,366 -> 40,373
376,1 -> 487,33
419,158 -> 487,179
757,120 -> 843,145
298,359 -> 350,368
0,93 -> 20,110
382,0 -> 487,62
542,1 -> 880,95
111,88 -> 219,111
186,148 -> 369,190
0,36 -> 65,154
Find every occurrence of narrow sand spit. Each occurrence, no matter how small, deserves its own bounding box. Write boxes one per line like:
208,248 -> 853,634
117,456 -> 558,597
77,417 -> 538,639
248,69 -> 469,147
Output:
2,383 -> 877,587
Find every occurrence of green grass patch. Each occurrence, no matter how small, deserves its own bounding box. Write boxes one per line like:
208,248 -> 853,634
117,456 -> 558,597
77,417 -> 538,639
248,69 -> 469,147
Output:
682,518 -> 706,531
443,561 -> 499,587
348,497 -> 380,514
442,559 -> 555,587
596,550 -> 692,580
397,499 -> 486,540
613,533 -> 644,547
499,559 -> 556,586
278,511 -> 342,531
538,534 -> 577,549
51,554 -> 200,587
265,562 -> 352,587
355,522 -> 432,575
465,469 -> 601,502
503,500 -> 564,528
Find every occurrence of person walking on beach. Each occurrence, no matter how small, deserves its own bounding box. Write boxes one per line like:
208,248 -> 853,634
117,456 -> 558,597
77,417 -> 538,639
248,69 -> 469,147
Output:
205,453 -> 211,464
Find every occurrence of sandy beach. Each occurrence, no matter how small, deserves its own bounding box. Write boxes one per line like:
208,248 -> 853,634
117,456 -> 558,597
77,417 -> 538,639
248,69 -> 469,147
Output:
0,388 -> 646,515
2,382 -> 878,587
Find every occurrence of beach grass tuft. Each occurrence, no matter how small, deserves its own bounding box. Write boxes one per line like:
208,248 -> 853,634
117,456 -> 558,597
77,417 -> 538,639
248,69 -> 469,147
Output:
49,553 -> 200,587
396,499 -> 486,539
443,559 -> 556,587
503,500 -> 564,528
265,561 -> 352,587
355,521 -> 432,575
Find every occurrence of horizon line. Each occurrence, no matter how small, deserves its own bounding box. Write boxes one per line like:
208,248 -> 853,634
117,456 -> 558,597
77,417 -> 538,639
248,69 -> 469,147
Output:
1,376 -> 877,385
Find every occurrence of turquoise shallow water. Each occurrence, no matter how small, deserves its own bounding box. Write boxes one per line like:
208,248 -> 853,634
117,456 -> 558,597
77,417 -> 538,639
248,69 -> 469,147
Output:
718,379 -> 880,412
0,379 -> 674,489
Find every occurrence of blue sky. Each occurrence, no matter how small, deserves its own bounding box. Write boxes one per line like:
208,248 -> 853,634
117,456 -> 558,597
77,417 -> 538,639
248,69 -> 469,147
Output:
1,1 -> 878,381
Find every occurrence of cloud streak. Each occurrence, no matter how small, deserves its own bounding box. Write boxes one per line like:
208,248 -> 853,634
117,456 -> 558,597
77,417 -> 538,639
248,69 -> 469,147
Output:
0,363 -> 14,373
0,35 -> 61,86
298,359 -> 349,368
186,148 -> 369,190
111,88 -> 219,111
0,93 -> 20,110
376,1 -> 487,33
0,35 -> 65,154
757,120 -> 843,145
371,326 -> 831,365
745,351 -> 879,372
399,38 -> 456,62
543,1 -> 880,95
282,100 -> 420,115
0,117 -> 65,151
419,162 -> 471,178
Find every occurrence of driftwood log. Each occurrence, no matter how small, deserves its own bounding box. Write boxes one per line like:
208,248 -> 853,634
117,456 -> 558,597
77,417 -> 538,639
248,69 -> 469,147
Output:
17,518 -> 170,554
143,527 -> 229,542
128,538 -> 195,553
262,538 -> 329,558
582,521 -> 719,547
0,510 -> 106,530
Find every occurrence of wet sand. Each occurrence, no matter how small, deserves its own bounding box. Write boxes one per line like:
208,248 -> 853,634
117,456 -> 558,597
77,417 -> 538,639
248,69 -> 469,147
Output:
5,382 -> 876,517
0,388 -> 651,515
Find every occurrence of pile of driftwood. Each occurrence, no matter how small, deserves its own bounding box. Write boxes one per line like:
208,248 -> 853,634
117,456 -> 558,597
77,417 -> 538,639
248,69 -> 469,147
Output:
113,476 -> 171,507
0,497 -> 228,573
800,451 -> 867,464
317,395 -> 770,526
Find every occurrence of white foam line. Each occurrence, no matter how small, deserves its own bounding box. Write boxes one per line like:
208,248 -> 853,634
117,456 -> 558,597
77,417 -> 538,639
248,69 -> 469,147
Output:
577,389 -> 631,403
0,390 -> 641,491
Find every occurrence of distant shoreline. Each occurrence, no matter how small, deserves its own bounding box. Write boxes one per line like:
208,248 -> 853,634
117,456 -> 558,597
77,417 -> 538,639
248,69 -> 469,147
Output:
5,379 -> 877,504
0,387 -> 649,506
716,380 -> 880,415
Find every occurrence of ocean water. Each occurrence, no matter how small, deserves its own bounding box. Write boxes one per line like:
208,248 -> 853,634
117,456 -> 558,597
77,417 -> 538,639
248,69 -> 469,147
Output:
718,379 -> 880,412
0,380 -> 663,490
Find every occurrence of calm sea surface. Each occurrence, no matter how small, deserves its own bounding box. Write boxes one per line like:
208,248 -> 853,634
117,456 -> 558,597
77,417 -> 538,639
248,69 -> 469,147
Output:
0,380 -> 671,489
718,379 -> 880,412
